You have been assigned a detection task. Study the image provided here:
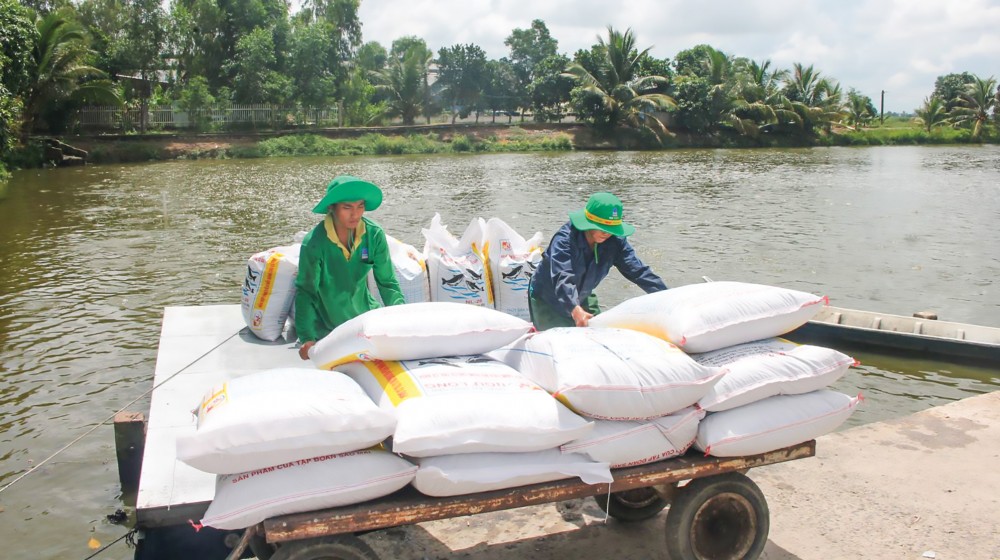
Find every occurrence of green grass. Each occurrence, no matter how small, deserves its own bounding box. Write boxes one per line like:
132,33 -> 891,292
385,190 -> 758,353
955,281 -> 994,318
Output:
242,131 -> 573,159
831,125 -> 978,146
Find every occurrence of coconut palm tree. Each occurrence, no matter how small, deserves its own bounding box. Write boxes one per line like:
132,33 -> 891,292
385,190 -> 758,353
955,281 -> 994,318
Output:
21,9 -> 120,138
369,48 -> 431,125
727,59 -> 800,137
563,26 -> 675,138
914,96 -> 949,132
819,81 -> 846,132
844,90 -> 876,129
950,75 -> 997,140
782,63 -> 843,134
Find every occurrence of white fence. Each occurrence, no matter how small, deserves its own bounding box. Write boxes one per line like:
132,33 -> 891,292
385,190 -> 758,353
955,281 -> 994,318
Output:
75,104 -> 340,130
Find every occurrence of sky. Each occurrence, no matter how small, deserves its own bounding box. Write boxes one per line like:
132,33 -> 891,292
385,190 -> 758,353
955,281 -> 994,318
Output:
352,0 -> 1000,113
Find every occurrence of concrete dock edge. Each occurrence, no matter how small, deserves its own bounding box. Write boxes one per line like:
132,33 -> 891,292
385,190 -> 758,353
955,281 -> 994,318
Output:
755,391 -> 1000,560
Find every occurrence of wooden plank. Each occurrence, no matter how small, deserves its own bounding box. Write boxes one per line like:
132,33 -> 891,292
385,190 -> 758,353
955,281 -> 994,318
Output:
114,411 -> 146,497
263,441 -> 815,543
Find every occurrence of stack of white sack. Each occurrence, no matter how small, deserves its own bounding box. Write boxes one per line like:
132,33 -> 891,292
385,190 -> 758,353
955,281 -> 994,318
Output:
489,327 -> 722,468
589,280 -> 860,457
175,368 -> 415,530
241,242 -> 301,341
422,213 -> 493,307
690,338 -> 861,456
484,218 -> 543,321
307,302 -> 609,497
336,355 -> 594,458
367,233 -> 430,304
338,352 -> 612,496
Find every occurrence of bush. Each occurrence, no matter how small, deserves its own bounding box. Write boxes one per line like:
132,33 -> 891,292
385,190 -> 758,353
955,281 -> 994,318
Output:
87,142 -> 164,164
256,134 -> 347,157
450,134 -> 474,152
4,141 -> 46,168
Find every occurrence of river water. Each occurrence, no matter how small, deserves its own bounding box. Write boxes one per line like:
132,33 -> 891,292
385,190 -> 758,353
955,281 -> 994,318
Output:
1,145 -> 998,559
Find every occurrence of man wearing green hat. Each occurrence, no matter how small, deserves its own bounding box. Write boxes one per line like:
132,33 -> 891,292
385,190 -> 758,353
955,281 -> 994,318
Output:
295,175 -> 404,360
529,192 -> 667,330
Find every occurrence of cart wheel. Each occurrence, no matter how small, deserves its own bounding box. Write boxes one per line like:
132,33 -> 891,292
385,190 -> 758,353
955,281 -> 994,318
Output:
269,535 -> 379,560
594,487 -> 669,522
249,532 -> 276,560
664,472 -> 769,560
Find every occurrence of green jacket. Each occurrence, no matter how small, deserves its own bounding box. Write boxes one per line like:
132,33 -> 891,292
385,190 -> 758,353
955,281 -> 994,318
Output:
295,216 -> 404,342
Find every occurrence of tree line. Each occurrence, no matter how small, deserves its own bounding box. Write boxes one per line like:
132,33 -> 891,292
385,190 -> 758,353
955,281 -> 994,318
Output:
2,0 -> 998,175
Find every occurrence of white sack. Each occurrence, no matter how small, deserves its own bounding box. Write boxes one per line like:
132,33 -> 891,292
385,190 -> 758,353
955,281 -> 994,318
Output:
560,407 -> 705,468
589,281 -> 827,353
241,244 -> 300,341
489,328 -> 725,420
176,368 -> 396,474
309,302 -> 532,370
413,449 -> 612,497
201,449 -> 416,530
484,218 -> 542,321
694,338 -> 857,412
338,355 -> 593,457
367,234 -> 430,305
422,213 -> 494,307
695,389 -> 861,457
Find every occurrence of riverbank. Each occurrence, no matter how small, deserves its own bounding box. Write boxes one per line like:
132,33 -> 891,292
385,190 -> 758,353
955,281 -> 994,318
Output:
357,390 -> 1000,559
62,124 -> 587,164
20,120 -> 997,166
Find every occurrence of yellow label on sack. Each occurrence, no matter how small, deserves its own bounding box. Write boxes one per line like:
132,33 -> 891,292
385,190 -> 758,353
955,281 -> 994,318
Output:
254,252 -> 283,311
198,383 -> 229,423
360,360 -> 423,407
318,352 -> 363,371
473,241 -> 495,306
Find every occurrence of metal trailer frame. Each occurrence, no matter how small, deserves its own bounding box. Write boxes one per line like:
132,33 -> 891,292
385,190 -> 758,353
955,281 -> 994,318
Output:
226,441 -> 815,560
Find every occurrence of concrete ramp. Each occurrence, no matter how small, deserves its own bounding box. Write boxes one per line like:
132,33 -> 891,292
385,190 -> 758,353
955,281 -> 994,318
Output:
755,391 -> 1000,559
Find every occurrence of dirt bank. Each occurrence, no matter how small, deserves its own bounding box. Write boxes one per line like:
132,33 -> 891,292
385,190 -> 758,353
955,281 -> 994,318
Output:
60,123 -> 608,163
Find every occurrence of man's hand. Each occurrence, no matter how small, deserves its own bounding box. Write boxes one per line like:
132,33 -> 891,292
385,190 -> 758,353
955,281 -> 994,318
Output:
571,305 -> 593,327
298,340 -> 316,361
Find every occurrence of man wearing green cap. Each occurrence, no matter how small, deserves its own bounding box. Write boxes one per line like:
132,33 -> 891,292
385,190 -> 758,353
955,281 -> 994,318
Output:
295,175 -> 404,360
529,192 -> 667,329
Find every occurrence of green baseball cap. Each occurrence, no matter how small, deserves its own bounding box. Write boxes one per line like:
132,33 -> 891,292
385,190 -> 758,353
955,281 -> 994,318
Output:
568,192 -> 635,237
311,175 -> 383,214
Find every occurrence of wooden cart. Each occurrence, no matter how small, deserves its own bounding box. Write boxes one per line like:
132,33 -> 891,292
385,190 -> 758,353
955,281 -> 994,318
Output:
130,306 -> 816,560
230,441 -> 815,560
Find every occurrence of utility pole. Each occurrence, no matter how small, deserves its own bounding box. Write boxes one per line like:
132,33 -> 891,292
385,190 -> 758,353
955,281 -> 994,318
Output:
880,90 -> 885,125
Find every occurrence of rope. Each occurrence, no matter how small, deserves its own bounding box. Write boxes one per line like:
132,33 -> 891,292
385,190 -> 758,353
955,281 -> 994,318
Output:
603,484 -> 612,524
0,329 -> 243,495
80,529 -> 136,560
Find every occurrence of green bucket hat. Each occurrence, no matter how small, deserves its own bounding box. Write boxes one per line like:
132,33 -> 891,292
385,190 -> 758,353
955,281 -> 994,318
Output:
311,175 -> 383,214
568,192 -> 635,237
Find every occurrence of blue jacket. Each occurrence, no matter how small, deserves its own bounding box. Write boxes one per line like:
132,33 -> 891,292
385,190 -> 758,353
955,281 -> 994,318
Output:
529,222 -> 667,318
